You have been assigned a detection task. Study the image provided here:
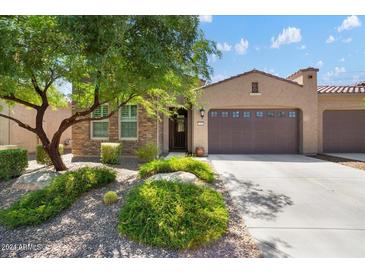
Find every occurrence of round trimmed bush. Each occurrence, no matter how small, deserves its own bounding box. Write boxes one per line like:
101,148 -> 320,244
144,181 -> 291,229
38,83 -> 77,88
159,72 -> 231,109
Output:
118,180 -> 229,250
103,191 -> 118,205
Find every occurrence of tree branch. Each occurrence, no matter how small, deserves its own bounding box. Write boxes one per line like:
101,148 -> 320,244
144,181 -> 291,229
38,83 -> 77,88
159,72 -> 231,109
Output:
51,93 -> 138,148
43,68 -> 59,92
30,73 -> 43,97
75,94 -> 138,123
0,94 -> 40,109
0,113 -> 36,133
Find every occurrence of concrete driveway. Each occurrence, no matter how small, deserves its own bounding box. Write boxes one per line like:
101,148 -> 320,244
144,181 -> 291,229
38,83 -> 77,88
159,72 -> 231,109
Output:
208,154 -> 365,257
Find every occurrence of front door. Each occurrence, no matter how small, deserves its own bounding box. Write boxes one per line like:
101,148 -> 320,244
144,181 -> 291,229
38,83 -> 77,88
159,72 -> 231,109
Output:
169,109 -> 187,151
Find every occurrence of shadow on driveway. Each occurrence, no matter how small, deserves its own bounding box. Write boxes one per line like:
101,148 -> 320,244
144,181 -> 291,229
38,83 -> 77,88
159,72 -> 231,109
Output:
222,172 -> 293,221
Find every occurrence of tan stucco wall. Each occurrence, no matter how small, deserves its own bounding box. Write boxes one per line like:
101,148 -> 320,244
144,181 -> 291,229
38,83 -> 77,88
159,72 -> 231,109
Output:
0,103 -> 72,153
317,94 -> 365,152
192,70 -> 319,154
0,103 -> 10,145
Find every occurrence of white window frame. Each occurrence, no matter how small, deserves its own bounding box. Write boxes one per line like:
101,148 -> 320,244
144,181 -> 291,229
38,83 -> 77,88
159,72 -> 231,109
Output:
119,104 -> 138,141
90,104 -> 109,140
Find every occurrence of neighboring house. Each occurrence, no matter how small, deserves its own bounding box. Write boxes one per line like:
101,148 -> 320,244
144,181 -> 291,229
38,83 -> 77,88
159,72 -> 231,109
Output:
0,103 -> 72,153
72,67 -> 365,157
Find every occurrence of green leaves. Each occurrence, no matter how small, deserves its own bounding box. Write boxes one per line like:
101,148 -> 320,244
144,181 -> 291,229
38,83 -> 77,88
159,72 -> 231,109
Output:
0,15 -> 218,120
118,179 -> 228,250
0,167 -> 116,228
138,157 -> 215,183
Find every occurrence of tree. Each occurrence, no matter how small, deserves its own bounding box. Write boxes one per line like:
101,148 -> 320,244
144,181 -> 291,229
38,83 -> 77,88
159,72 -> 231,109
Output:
0,16 -> 218,171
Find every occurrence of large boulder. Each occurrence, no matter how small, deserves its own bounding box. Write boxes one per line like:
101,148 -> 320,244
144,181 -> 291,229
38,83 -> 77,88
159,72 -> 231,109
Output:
147,171 -> 201,184
13,169 -> 58,191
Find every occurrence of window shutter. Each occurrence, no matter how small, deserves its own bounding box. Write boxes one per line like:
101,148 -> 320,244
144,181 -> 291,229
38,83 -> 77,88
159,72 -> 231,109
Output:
92,105 -> 108,118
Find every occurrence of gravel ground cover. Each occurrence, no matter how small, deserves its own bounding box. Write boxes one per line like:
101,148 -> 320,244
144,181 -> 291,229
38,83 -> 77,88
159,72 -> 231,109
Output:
312,154 -> 365,171
0,155 -> 260,258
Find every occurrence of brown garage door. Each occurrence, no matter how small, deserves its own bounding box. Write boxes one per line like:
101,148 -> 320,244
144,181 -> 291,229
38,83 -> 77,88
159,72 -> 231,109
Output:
323,110 -> 365,153
208,109 -> 299,154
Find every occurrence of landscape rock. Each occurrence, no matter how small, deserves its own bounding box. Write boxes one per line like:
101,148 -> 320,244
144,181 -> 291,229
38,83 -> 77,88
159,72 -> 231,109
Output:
13,169 -> 58,191
147,171 -> 201,184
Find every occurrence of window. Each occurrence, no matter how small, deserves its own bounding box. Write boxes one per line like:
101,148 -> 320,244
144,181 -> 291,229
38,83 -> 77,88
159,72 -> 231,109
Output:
277,111 -> 286,118
221,111 -> 229,118
176,115 -> 185,132
256,111 -> 264,118
232,111 -> 240,118
210,111 -> 218,118
267,111 -> 275,118
120,105 -> 138,139
288,111 -> 296,118
91,105 -> 109,139
251,82 -> 259,93
243,111 -> 251,118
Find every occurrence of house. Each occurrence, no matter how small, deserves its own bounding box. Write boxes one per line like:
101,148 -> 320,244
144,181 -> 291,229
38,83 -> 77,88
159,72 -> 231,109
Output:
0,103 -> 72,153
72,67 -> 365,157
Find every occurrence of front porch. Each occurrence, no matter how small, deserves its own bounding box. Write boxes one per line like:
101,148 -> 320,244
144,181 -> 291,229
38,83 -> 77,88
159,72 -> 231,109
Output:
162,107 -> 193,154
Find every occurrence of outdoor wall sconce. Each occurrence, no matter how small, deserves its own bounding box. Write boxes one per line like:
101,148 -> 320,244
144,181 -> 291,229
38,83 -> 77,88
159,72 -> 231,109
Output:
199,108 -> 205,118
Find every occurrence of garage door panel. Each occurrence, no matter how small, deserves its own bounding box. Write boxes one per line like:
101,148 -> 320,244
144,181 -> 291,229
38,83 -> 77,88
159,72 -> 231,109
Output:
208,109 -> 299,154
323,110 -> 365,153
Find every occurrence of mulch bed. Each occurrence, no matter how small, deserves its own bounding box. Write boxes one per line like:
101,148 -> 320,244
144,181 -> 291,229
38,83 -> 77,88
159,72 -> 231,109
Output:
311,154 -> 365,171
0,156 -> 260,258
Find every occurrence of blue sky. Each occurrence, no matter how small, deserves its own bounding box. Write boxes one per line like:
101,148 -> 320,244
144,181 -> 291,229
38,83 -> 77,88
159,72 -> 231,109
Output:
199,15 -> 365,85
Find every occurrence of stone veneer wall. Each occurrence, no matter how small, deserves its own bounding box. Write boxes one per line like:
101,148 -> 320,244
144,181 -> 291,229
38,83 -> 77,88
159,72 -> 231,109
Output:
72,105 -> 158,157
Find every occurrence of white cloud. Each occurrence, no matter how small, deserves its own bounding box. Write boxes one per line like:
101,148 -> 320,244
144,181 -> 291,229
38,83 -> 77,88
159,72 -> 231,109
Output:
337,15 -> 362,32
326,35 -> 335,43
263,68 -> 279,76
342,37 -> 352,43
340,57 -> 345,62
199,15 -> 213,23
271,27 -> 302,48
316,60 -> 324,67
216,42 -> 232,52
334,66 -> 346,75
211,74 -> 226,83
208,54 -> 218,64
298,44 -> 306,50
255,46 -> 260,51
234,38 -> 249,55
327,66 -> 346,77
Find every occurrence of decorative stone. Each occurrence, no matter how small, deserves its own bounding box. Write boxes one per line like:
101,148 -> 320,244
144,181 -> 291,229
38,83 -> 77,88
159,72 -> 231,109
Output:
13,169 -> 58,191
147,171 -> 201,184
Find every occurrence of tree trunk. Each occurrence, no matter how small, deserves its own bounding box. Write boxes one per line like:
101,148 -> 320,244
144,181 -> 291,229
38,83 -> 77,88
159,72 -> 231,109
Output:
48,143 -> 67,171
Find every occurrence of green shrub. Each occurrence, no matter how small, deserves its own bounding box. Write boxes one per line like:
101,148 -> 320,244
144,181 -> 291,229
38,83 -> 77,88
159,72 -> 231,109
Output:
101,143 -> 122,165
118,180 -> 228,250
103,191 -> 118,205
0,148 -> 28,181
36,144 -> 64,165
139,157 -> 215,182
0,167 -> 116,228
136,143 -> 159,162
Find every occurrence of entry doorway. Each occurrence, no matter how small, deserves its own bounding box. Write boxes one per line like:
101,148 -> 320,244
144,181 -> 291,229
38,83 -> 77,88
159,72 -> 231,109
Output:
169,108 -> 187,151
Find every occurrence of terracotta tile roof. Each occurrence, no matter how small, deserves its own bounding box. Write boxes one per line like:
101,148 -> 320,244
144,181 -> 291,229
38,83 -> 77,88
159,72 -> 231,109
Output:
202,69 -> 303,89
317,85 -> 365,94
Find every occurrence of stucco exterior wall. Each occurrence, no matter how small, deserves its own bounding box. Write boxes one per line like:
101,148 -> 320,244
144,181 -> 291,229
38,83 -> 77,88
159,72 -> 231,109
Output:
317,94 -> 365,152
0,103 -> 72,153
192,70 -> 319,154
0,103 -> 10,145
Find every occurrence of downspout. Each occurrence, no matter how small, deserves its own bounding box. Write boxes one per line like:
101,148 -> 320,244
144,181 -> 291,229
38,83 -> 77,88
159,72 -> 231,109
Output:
156,112 -> 159,153
8,106 -> 10,145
